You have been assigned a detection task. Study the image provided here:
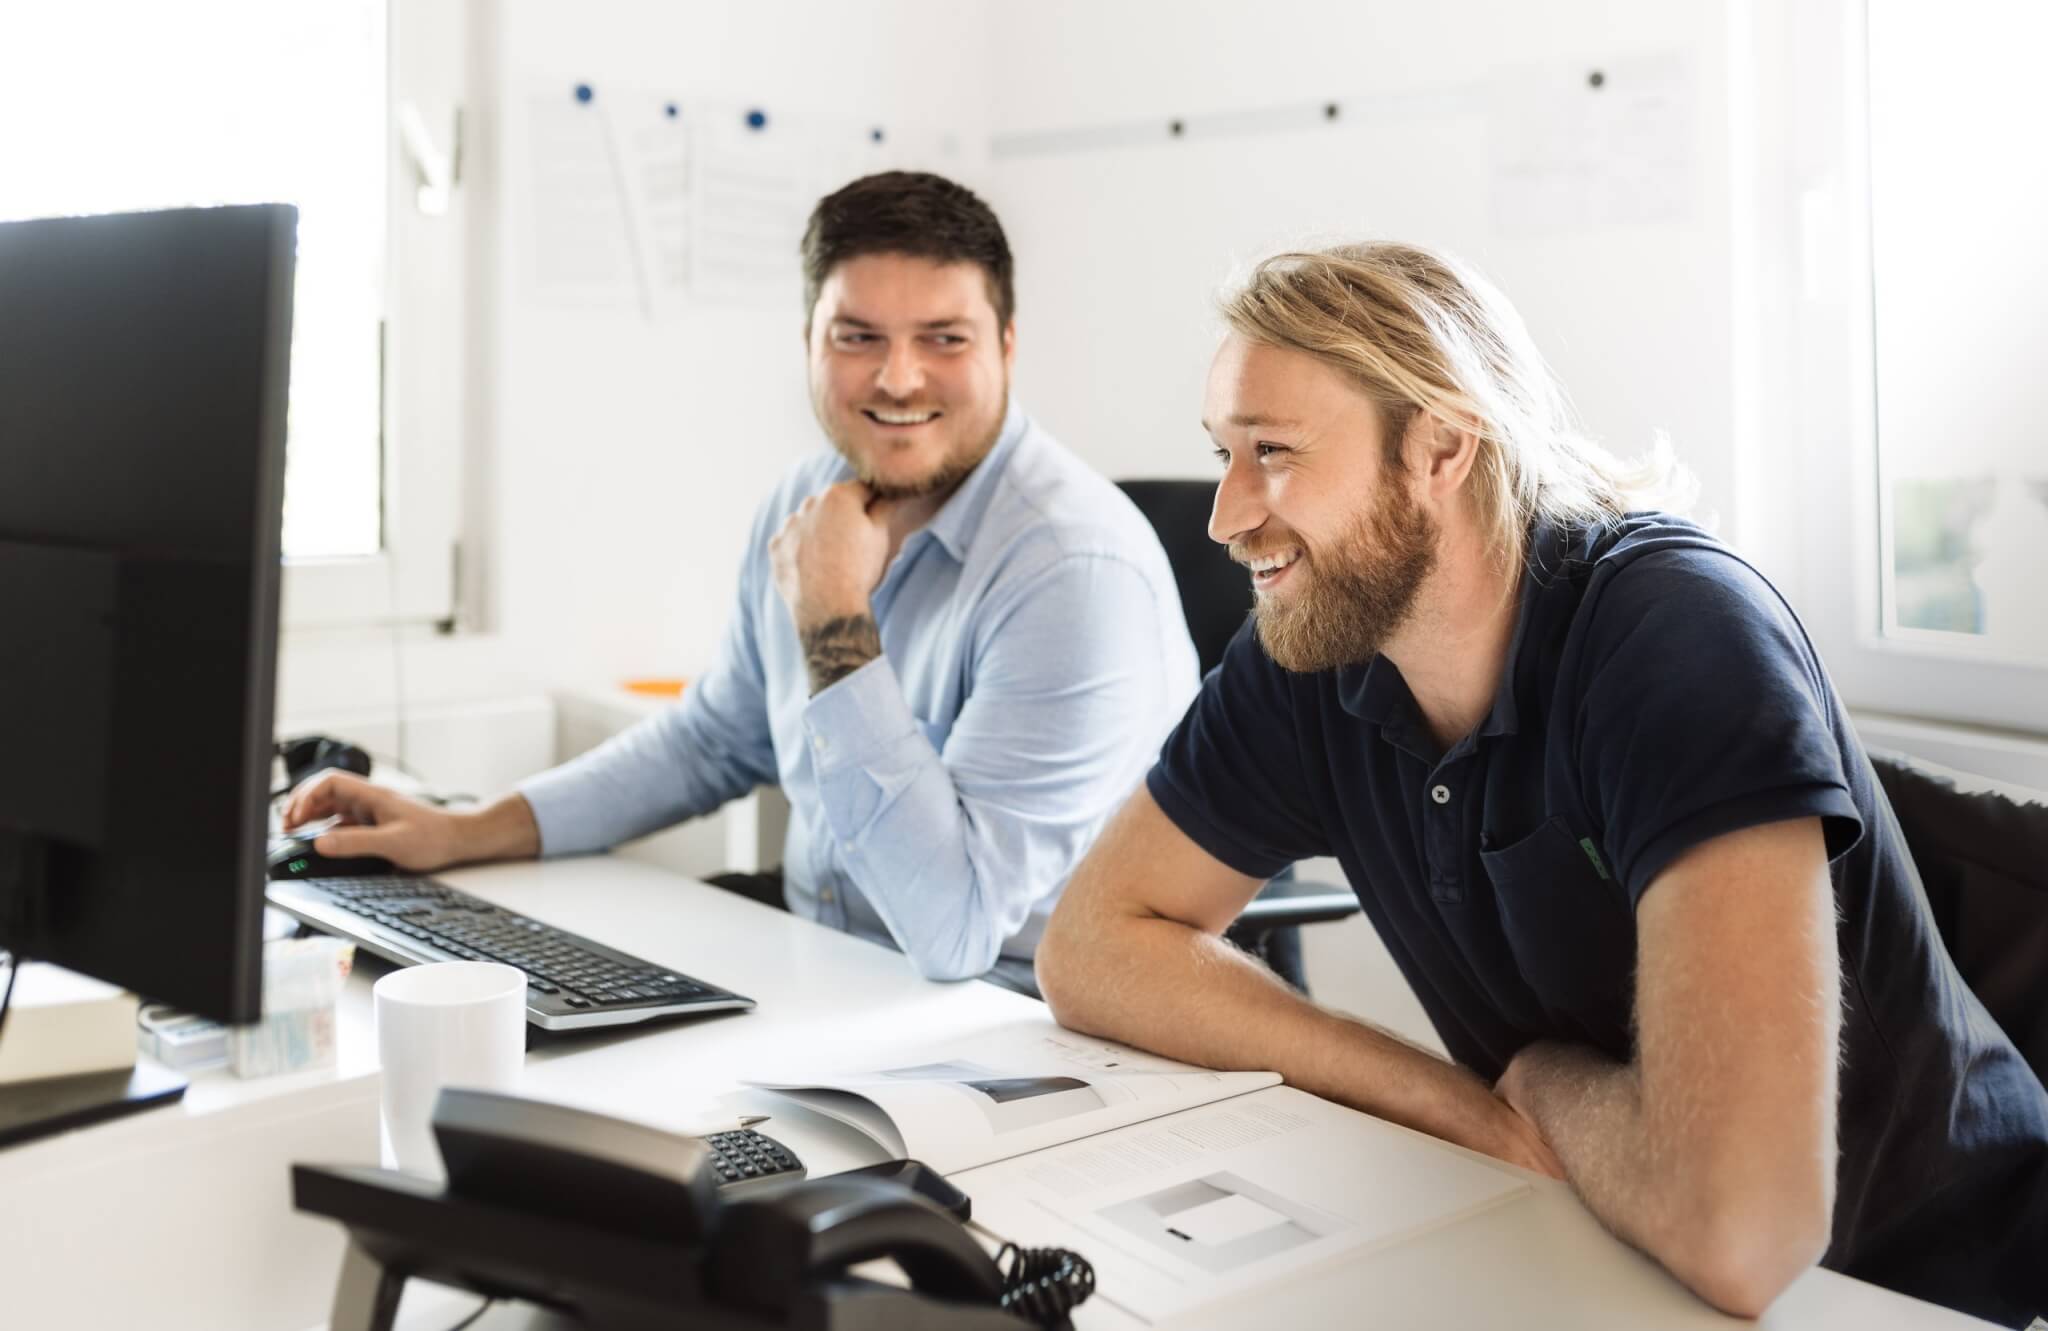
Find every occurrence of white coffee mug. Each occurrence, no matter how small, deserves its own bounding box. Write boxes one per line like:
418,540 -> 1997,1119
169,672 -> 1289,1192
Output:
374,961 -> 526,1178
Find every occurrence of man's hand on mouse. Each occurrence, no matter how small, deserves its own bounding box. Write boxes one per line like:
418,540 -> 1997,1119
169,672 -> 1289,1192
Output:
281,771 -> 541,872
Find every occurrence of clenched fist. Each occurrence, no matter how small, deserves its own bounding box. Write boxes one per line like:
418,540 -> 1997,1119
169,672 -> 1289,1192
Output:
769,480 -> 897,632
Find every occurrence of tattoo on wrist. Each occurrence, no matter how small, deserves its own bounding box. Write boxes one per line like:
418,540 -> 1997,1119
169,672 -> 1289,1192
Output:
800,614 -> 882,695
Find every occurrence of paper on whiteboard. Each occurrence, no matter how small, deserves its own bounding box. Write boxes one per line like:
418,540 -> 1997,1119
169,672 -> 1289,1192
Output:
1488,50 -> 1696,232
687,109 -> 966,307
686,110 -> 868,306
613,96 -> 693,319
520,87 -> 971,316
523,90 -> 641,311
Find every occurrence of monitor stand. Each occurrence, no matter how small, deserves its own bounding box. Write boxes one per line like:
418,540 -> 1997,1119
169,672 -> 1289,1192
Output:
0,1060 -> 188,1149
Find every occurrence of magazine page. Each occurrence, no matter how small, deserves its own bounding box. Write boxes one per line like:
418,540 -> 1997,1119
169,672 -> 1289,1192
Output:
742,1018 -> 1280,1173
952,1084 -> 1531,1325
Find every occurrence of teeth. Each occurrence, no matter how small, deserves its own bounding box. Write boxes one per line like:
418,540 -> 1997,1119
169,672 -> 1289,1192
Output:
868,409 -> 939,425
1247,551 -> 1299,574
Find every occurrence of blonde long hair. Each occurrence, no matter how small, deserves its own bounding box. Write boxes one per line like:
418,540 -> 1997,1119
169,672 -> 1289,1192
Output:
1220,242 -> 1693,567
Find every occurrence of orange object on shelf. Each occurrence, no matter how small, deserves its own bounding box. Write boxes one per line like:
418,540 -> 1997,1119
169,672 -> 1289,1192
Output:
621,677 -> 688,699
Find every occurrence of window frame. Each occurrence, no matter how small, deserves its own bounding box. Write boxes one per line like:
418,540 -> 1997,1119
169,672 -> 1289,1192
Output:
280,0 -> 464,631
1784,0 -> 2048,736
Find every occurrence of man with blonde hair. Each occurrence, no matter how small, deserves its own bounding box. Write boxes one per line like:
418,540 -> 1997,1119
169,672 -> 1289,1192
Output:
1036,243 -> 2047,1325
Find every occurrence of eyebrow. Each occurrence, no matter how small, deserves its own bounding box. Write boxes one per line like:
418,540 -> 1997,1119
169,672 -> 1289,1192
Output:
1200,412 -> 1302,432
830,314 -> 973,331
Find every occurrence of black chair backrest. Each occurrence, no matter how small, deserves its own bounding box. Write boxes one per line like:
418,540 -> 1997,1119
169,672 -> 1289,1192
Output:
1870,749 -> 2048,1083
1117,479 -> 1250,678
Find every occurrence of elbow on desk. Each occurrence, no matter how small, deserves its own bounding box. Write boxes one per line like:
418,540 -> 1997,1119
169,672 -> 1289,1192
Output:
1032,913 -> 1095,1028
1659,1192 -> 1831,1319
905,928 -> 1004,985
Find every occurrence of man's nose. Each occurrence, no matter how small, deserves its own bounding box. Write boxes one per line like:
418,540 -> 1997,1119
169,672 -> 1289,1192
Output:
876,340 -> 926,399
1209,457 -> 1266,546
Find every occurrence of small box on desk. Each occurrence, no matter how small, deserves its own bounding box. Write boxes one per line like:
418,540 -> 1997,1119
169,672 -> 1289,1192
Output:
229,936 -> 356,1078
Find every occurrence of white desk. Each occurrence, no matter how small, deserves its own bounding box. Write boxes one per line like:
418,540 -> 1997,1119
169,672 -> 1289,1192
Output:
0,856 -> 1996,1330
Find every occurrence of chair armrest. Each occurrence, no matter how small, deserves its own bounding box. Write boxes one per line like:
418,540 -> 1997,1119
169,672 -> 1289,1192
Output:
1234,877 -> 1361,930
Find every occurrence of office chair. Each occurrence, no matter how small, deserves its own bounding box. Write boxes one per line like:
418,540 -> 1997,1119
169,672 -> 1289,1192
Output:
1869,748 -> 2048,1083
1117,479 -> 1362,993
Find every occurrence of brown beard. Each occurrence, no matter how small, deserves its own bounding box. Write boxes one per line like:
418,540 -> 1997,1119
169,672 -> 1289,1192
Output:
827,385 -> 1009,500
1243,478 -> 1439,673
860,446 -> 982,501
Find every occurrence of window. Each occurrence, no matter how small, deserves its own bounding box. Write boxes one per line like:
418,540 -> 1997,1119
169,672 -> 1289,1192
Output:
2,0 -> 462,627
1867,1 -> 2048,663
1780,0 -> 2048,736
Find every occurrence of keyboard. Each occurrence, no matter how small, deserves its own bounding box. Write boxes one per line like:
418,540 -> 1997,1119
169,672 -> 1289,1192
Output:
266,875 -> 754,1032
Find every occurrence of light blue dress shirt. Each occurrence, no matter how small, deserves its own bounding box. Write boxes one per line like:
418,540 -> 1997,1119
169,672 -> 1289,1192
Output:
517,401 -> 1199,981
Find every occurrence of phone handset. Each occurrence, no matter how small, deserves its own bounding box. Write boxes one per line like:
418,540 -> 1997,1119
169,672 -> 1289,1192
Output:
711,1173 -> 1008,1308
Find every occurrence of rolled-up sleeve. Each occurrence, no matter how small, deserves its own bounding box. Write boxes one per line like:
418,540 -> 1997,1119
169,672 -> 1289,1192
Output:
804,552 -> 1176,981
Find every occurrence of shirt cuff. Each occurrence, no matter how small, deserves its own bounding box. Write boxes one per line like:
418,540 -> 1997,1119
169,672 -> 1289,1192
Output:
514,766 -> 601,859
800,655 -> 921,776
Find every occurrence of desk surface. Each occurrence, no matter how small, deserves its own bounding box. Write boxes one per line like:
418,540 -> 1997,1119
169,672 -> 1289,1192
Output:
0,855 -> 1996,1330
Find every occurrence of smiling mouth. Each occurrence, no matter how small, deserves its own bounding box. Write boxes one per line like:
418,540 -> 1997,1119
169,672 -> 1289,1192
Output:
862,407 -> 942,428
1241,549 -> 1302,590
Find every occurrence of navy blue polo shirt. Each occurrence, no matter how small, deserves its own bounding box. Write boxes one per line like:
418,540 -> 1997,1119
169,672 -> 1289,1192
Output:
1148,513 -> 2048,1326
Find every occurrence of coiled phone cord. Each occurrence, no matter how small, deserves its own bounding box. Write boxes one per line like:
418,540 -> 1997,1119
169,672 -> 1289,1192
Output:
986,1235 -> 1097,1328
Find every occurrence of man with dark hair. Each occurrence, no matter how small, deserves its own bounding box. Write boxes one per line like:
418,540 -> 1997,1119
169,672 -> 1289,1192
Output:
284,172 -> 1198,989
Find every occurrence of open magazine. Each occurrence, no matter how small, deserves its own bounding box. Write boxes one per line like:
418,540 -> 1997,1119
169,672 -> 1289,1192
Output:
741,1018 -> 1282,1174
957,1085 -> 1529,1325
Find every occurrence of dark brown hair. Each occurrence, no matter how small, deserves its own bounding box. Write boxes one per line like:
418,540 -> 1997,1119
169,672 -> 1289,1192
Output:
800,171 -> 1015,329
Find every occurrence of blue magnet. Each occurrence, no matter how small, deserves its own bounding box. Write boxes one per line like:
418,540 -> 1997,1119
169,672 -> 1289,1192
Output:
871,127 -> 885,143
665,102 -> 679,119
574,83 -> 593,104
745,108 -> 768,130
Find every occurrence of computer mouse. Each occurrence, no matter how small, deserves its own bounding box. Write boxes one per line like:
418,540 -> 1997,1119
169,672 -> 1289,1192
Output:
265,834 -> 396,881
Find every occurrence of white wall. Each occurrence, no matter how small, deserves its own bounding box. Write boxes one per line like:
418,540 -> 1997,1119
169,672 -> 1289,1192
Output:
984,1 -> 1750,546
279,0 -> 993,738
279,0 -> 1934,778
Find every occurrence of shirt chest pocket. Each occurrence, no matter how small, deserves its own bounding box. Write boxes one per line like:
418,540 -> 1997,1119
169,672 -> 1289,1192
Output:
1479,817 -> 1637,1042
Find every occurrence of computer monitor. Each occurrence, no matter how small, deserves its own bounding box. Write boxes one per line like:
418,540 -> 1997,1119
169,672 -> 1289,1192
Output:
0,203 -> 296,1027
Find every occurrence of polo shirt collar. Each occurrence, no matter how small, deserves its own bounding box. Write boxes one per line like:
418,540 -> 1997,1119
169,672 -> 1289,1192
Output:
1335,518 -> 1568,751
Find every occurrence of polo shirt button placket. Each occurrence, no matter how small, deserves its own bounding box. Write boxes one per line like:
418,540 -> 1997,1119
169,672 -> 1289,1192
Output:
1426,778 -> 1463,903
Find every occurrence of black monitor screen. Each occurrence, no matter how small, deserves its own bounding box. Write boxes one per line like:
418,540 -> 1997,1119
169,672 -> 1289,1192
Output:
0,204 -> 296,1023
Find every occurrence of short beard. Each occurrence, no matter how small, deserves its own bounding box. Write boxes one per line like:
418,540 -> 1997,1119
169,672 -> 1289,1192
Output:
827,382 -> 1009,501
1247,480 -> 1439,673
860,448 -> 981,501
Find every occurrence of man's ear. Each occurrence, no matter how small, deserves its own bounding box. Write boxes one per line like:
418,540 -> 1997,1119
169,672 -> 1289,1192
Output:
1415,412 -> 1481,500
1001,319 -> 1018,371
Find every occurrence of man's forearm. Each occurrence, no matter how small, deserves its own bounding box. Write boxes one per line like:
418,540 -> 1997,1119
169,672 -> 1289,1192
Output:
457,793 -> 542,864
1500,1043 -> 1657,1235
800,613 -> 882,695
1053,912 -> 1550,1170
1503,1040 -> 1824,1316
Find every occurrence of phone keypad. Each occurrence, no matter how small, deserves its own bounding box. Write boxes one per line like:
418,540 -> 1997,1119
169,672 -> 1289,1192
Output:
705,1129 -> 803,1188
